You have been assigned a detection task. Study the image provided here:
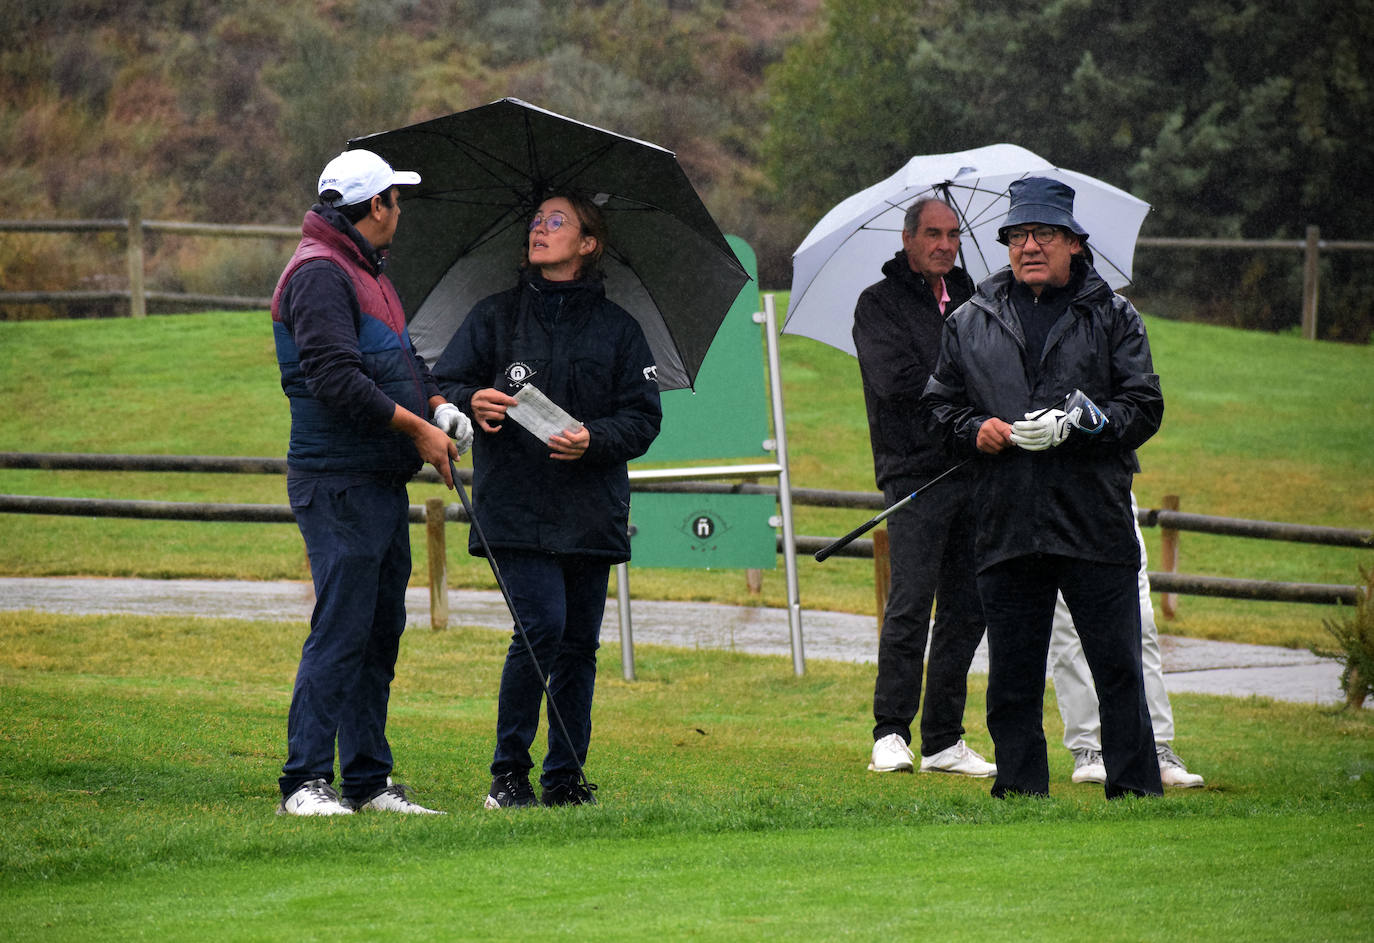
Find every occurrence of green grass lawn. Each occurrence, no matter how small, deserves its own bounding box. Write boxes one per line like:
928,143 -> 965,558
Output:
0,305 -> 1371,650
2,610 -> 1371,941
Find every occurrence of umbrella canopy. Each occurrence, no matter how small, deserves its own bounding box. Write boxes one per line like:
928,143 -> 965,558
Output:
349,98 -> 750,391
783,143 -> 1150,356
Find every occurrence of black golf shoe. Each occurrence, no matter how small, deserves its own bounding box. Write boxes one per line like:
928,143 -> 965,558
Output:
541,778 -> 598,807
484,771 -> 537,809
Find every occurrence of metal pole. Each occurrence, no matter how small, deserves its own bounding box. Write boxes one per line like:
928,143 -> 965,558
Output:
616,562 -> 635,681
758,293 -> 805,675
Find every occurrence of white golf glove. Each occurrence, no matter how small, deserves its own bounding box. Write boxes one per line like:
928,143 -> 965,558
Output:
432,403 -> 473,455
1010,409 -> 1071,451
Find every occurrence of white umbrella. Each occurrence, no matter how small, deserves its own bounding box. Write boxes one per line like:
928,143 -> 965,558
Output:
783,143 -> 1151,355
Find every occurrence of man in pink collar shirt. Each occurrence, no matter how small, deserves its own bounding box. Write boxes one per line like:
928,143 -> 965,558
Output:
853,198 -> 996,779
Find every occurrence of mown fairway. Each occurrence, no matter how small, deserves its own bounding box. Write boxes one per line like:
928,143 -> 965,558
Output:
1,611 -> 1370,941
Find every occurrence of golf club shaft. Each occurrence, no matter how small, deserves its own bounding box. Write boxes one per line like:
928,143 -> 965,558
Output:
813,458 -> 972,562
812,402 -> 1067,563
450,459 -> 594,792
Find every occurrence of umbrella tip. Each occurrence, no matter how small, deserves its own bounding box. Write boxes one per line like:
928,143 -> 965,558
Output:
592,192 -> 610,206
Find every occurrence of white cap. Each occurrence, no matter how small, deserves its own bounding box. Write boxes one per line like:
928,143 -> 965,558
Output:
317,149 -> 421,207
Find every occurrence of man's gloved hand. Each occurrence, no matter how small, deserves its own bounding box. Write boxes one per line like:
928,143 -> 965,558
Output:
432,403 -> 473,455
1010,408 -> 1071,451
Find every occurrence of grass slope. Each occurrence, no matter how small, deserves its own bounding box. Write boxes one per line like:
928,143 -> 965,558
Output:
0,307 -> 1371,649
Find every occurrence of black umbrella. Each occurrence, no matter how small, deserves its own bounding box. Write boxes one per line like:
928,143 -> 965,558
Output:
348,98 -> 750,391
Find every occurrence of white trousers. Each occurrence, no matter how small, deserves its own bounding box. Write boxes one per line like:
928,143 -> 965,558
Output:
1048,493 -> 1175,750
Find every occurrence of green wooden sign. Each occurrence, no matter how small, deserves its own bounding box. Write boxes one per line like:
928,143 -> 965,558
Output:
629,236 -> 776,569
634,236 -> 770,463
628,492 -> 777,569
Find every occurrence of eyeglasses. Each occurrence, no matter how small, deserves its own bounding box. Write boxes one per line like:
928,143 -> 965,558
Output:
529,212 -> 577,232
1003,226 -> 1062,247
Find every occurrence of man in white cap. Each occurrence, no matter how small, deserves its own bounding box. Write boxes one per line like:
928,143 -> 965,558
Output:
921,176 -> 1165,799
270,149 -> 472,816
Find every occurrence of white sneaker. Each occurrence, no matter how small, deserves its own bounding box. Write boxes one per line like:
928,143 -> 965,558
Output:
354,780 -> 446,815
1157,744 -> 1205,788
920,739 -> 997,778
868,733 -> 915,772
1071,748 -> 1107,784
278,778 -> 353,816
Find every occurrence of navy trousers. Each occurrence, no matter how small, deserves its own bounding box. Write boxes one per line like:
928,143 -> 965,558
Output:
978,553 -> 1162,799
872,475 -> 986,755
280,475 -> 410,804
489,550 -> 609,787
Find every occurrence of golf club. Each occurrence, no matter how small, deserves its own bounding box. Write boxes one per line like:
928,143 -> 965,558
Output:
812,459 -> 972,563
813,390 -> 1107,563
449,458 -> 597,802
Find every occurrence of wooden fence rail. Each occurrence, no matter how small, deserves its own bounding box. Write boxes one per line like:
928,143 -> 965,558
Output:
4,214 -> 1374,336
1,451 -> 1368,609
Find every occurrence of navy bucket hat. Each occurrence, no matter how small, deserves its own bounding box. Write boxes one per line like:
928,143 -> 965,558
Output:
998,176 -> 1089,243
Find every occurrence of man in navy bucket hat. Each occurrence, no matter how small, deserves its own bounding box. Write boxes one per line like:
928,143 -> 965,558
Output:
920,176 -> 1166,799
999,177 -> 1089,238
996,182 -> 1206,790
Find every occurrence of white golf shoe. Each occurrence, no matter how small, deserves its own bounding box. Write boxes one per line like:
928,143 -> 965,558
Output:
1070,748 -> 1107,784
353,780 -> 446,814
868,733 -> 915,772
278,778 -> 353,816
920,739 -> 997,777
1157,744 -> 1205,788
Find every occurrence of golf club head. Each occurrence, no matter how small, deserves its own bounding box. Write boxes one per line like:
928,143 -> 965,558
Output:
1063,389 -> 1109,434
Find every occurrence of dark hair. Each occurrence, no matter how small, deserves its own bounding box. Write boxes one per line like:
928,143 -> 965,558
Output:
525,190 -> 608,279
903,197 -> 956,233
322,186 -> 396,224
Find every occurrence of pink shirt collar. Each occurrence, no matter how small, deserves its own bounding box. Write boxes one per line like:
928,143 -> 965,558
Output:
932,276 -> 950,314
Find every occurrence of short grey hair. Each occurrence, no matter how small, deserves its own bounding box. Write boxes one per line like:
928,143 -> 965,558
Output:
903,197 -> 956,233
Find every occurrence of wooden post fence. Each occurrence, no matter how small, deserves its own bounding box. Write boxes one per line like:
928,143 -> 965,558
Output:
3,216 -> 1373,333
425,497 -> 448,630
126,203 -> 146,319
1159,494 -> 1181,619
872,528 -> 890,636
1301,225 -> 1321,340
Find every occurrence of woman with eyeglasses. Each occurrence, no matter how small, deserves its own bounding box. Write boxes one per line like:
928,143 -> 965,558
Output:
432,192 -> 661,810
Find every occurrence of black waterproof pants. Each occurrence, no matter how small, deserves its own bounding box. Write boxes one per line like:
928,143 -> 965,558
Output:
978,553 -> 1162,799
872,475 -> 987,756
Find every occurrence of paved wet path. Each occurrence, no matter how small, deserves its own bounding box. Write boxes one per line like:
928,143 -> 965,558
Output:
0,576 -> 1352,708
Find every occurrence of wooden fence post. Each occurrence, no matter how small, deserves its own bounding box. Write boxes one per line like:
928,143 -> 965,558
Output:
872,527 -> 890,636
126,204 -> 146,319
745,568 -> 763,596
1301,225 -> 1320,340
1159,494 -> 1180,619
425,497 -> 448,630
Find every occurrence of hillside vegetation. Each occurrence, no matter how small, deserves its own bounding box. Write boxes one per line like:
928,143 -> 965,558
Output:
4,0 -> 1372,338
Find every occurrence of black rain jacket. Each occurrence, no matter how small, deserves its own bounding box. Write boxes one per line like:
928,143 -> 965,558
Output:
432,270 -> 661,563
853,251 -> 975,490
919,259 -> 1163,573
